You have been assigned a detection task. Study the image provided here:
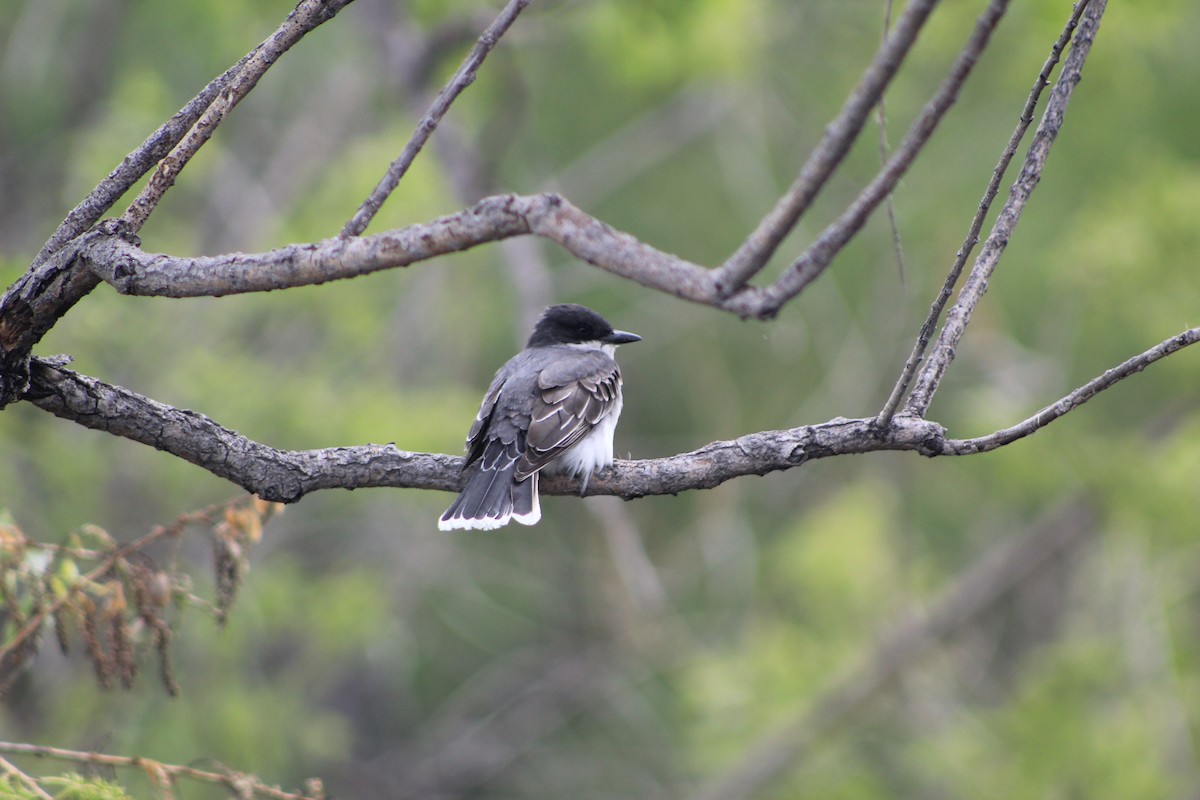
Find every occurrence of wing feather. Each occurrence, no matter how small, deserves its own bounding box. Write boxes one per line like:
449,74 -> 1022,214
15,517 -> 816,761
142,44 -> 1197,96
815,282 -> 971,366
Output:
516,355 -> 622,479
462,375 -> 507,469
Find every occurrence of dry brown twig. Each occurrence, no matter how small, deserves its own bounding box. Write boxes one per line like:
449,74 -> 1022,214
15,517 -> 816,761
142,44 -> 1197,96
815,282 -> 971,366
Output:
0,741 -> 323,800
0,495 -> 281,694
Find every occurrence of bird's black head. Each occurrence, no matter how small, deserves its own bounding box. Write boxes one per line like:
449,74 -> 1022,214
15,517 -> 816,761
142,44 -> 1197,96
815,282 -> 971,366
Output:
526,304 -> 641,348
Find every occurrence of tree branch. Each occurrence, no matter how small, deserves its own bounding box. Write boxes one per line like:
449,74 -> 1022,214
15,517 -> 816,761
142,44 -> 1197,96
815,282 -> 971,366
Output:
941,326 -> 1200,455
714,0 -> 942,295
0,224 -> 120,407
1,0 -> 1097,423
0,0 -> 356,407
29,61 -> 245,270
89,195 -> 533,296
84,193 -> 750,309
755,0 -> 1012,315
23,357 -> 945,503
0,0 -> 1156,525
878,0 -> 1092,427
119,0 -> 356,234
23,359 -> 458,503
24,322 -> 1196,505
340,0 -> 532,238
903,0 -> 1107,417
0,741 -> 321,800
0,755 -> 53,800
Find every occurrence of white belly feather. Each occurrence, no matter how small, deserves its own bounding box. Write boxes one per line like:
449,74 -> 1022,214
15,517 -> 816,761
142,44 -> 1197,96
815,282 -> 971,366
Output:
546,394 -> 622,482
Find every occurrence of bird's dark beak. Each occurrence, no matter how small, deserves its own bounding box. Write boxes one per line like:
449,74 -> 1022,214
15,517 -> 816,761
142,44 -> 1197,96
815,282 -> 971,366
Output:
605,329 -> 641,345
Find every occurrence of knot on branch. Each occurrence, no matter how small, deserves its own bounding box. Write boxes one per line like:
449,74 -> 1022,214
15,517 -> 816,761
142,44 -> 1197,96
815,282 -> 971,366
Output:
893,415 -> 949,457
96,218 -> 142,247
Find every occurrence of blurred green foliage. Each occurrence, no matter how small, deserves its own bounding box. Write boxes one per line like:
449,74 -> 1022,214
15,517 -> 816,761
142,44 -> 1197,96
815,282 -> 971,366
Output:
4,0 -> 1200,797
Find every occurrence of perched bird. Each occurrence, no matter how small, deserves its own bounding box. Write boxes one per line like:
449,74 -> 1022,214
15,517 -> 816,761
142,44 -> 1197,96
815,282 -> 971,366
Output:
439,304 -> 640,530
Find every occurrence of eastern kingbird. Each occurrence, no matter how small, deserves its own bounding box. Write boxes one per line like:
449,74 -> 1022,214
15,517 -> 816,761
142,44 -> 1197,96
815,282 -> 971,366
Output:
439,304 -> 641,530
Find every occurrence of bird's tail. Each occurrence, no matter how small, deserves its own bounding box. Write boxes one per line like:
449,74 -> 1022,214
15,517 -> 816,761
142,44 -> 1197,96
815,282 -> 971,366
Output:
438,463 -> 541,531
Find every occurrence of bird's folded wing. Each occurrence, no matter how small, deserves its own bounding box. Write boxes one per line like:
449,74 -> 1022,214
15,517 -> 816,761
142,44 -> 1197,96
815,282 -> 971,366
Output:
517,354 -> 621,478
463,375 -> 507,468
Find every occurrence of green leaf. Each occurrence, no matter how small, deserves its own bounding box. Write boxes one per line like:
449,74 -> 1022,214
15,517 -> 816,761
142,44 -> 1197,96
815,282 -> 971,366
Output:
42,774 -> 134,800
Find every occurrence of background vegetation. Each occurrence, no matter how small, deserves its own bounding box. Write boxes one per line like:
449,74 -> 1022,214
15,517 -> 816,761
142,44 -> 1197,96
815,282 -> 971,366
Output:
3,0 -> 1200,797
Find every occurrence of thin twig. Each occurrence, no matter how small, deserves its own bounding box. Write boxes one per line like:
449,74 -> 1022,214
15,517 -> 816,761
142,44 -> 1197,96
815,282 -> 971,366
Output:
756,0 -> 1013,315
119,0 -> 354,234
713,0 -> 941,296
14,541 -> 107,561
941,326 -> 1200,455
0,499 -> 237,667
903,0 -> 1107,417
0,755 -> 54,800
875,0 -> 907,285
29,60 -> 246,269
877,0 -> 1093,428
340,0 -> 532,238
0,742 -> 319,800
381,8 -> 556,325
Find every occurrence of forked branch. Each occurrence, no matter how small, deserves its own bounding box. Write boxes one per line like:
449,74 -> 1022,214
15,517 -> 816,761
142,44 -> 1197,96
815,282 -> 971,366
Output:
3,0 -> 1172,512
903,0 -> 1107,417
877,0 -> 1094,426
341,0 -> 533,237
714,0 -> 942,294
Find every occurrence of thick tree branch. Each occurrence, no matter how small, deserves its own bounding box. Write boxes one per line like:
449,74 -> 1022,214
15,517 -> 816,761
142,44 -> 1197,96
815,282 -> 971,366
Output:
84,193 -> 747,309
714,0 -> 941,295
24,323 -> 1199,504
24,359 -> 457,503
341,0 -> 532,237
24,358 -> 944,503
904,0 -> 1107,417
89,195 -> 534,296
0,224 -> 127,407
